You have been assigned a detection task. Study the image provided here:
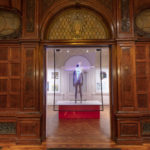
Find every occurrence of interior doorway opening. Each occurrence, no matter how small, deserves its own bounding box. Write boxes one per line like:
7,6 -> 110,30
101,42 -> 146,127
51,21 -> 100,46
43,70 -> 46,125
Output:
45,45 -> 112,146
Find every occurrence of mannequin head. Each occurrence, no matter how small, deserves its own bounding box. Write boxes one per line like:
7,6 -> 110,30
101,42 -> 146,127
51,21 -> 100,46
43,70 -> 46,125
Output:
76,64 -> 79,67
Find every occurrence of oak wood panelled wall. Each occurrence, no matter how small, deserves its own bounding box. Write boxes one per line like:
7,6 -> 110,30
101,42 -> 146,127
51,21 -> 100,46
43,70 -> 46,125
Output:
117,43 -> 136,111
0,0 -> 150,145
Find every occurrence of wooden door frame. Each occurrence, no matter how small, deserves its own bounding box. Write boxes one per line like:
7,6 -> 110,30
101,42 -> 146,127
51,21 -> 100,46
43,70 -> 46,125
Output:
40,41 -> 118,142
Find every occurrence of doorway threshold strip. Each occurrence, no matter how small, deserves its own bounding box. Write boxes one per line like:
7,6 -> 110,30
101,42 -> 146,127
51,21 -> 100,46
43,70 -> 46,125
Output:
47,148 -> 121,150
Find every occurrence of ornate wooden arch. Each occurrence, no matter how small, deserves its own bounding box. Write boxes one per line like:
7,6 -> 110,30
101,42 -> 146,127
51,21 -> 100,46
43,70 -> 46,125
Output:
40,0 -> 116,142
40,0 -> 115,40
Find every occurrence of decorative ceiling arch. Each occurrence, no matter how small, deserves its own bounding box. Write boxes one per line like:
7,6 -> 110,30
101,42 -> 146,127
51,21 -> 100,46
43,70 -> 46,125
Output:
44,7 -> 111,40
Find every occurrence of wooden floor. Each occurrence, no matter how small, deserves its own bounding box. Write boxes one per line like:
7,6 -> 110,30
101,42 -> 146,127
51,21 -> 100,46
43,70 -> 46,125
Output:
0,106 -> 150,149
46,105 -> 111,148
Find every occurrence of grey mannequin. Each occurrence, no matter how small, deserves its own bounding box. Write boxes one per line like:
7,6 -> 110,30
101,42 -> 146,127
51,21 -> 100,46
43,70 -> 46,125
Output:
73,64 -> 83,103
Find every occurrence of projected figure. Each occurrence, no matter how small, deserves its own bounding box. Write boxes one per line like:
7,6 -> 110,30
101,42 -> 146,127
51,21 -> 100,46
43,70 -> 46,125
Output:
73,63 -> 83,103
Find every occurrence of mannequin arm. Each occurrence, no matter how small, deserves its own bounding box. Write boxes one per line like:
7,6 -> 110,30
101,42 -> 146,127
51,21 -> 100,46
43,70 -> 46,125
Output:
81,73 -> 83,85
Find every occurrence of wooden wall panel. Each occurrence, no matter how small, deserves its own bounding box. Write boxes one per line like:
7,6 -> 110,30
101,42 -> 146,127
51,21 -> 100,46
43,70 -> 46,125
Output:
117,119 -> 141,144
22,44 -> 39,111
0,46 -> 21,110
135,44 -> 150,111
18,119 -> 40,137
118,43 -> 136,111
17,118 -> 40,144
0,0 -> 21,12
0,1 -> 10,7
11,0 -> 22,11
134,0 -> 150,13
120,123 -> 138,137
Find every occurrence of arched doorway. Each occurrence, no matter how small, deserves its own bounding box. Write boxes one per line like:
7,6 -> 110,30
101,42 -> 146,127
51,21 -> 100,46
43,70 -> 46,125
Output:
40,4 -> 117,146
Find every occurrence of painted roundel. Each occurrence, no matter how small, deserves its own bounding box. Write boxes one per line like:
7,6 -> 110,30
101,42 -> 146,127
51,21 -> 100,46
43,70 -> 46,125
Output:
135,9 -> 150,34
0,9 -> 21,39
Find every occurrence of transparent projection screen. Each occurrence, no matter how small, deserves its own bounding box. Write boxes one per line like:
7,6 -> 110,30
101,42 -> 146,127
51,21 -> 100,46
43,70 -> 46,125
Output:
46,47 -> 109,111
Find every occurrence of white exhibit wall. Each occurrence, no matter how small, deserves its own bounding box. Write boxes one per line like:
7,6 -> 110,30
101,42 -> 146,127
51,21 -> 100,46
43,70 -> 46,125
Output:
46,47 -> 110,105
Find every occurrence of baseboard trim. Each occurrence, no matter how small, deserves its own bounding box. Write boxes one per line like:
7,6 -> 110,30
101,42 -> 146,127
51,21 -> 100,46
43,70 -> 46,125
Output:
116,139 -> 143,145
16,139 -> 41,145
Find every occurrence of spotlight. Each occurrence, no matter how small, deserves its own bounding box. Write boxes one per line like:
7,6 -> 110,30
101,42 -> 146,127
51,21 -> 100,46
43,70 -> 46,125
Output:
67,50 -> 70,53
56,49 -> 60,52
86,50 -> 89,53
96,49 -> 101,52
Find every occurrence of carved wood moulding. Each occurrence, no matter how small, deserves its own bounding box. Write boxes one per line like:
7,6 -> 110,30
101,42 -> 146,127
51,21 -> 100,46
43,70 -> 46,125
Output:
142,122 -> 150,136
26,0 -> 35,32
121,0 -> 130,32
97,0 -> 113,11
41,0 -> 59,15
0,122 -> 16,134
41,0 -> 113,17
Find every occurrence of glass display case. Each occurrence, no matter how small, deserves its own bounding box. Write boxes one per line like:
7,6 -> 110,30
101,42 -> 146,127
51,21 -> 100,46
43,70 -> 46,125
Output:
46,47 -> 108,111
